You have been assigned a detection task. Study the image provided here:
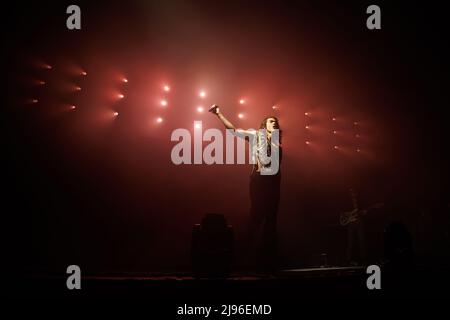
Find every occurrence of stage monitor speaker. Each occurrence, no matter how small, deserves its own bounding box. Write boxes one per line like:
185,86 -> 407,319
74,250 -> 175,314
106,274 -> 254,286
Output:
191,213 -> 234,278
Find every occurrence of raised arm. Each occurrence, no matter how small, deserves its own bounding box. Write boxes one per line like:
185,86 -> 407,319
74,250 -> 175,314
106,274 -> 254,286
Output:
209,105 -> 235,130
209,105 -> 256,141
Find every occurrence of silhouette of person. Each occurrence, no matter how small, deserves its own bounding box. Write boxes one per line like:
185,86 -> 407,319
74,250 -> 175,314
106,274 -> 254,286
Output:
210,105 -> 282,273
346,187 -> 367,265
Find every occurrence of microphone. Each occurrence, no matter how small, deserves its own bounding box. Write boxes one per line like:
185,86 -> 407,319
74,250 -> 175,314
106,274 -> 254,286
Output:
208,104 -> 219,114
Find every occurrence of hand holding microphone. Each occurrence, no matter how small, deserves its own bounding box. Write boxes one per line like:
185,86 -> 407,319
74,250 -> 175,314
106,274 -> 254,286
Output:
209,104 -> 220,115
210,104 -> 236,130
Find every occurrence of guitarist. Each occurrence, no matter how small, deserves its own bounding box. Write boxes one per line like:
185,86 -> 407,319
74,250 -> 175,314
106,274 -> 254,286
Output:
345,187 -> 367,266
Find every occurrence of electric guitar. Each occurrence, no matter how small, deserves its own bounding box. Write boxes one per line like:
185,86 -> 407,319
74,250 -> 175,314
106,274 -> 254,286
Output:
339,203 -> 384,226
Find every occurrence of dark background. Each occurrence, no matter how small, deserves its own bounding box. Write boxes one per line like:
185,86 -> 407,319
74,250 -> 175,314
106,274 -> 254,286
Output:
2,0 -> 449,276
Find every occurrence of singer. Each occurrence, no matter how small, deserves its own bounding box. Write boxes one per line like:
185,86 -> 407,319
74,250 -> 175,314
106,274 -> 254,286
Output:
210,105 -> 282,273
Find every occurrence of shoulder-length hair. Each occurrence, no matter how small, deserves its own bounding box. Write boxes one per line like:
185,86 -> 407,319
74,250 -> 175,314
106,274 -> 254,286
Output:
259,116 -> 282,144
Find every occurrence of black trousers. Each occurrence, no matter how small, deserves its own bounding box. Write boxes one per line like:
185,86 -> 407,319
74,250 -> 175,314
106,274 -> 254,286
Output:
246,171 -> 281,271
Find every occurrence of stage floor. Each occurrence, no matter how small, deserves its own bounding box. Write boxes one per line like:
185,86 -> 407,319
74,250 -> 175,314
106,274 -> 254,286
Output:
7,265 -> 450,300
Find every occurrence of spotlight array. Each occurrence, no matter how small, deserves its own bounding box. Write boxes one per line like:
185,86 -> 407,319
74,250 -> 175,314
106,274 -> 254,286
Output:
27,62 -> 369,155
302,112 -> 365,152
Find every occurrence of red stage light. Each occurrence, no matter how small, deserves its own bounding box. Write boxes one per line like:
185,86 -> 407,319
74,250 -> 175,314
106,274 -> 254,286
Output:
305,141 -> 310,145
195,122 -> 201,129
70,105 -> 76,110
75,86 -> 81,91
305,125 -> 309,129
45,64 -> 52,70
199,90 -> 206,98
238,113 -> 244,119
32,99 -> 38,103
123,78 -> 128,83
156,117 -> 163,123
197,106 -> 204,113
118,94 -> 124,99
81,71 -> 87,76
333,130 -> 337,134
354,121 -> 359,125
161,100 -> 167,106
113,111 -> 119,117
356,148 -> 361,152
355,134 -> 360,138
332,117 -> 337,121
39,81 -> 46,85
163,85 -> 170,92
239,99 -> 245,104
272,105 -> 277,110
334,146 -> 339,150
305,112 -> 310,116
